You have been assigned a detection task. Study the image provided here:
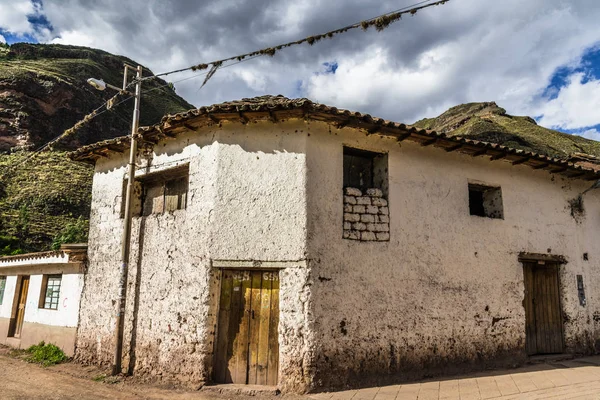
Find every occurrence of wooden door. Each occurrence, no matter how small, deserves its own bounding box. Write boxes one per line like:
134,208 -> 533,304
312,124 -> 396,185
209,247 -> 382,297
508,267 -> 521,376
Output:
523,263 -> 563,355
214,270 -> 279,386
9,276 -> 30,338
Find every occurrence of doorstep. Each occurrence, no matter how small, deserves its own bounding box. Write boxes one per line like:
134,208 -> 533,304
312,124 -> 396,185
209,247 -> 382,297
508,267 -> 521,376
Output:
201,383 -> 280,396
528,353 -> 575,364
5,337 -> 21,349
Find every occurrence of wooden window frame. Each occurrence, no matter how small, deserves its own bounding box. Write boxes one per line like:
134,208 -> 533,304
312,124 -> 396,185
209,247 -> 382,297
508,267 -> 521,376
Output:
138,165 -> 189,216
38,274 -> 62,310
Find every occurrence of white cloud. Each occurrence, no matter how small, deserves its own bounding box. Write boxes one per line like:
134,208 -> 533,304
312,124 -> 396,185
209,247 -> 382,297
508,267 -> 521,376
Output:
536,73 -> 600,130
0,0 -> 38,35
578,128 -> 600,141
4,0 -> 600,133
0,34 -> 5,44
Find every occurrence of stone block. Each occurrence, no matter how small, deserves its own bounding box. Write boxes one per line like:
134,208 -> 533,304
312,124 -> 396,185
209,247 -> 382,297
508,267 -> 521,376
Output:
344,222 -> 352,230
376,232 -> 390,241
366,205 -> 379,214
366,188 -> 383,197
353,205 -> 366,214
343,230 -> 350,239
375,223 -> 389,232
344,196 -> 357,205
345,187 -> 362,197
356,196 -> 371,205
361,214 -> 375,223
347,230 -> 360,240
361,231 -> 376,241
366,223 -> 377,231
353,222 -> 367,231
344,213 -> 360,222
344,204 -> 354,213
379,207 -> 389,215
371,197 -> 388,207
378,215 -> 390,223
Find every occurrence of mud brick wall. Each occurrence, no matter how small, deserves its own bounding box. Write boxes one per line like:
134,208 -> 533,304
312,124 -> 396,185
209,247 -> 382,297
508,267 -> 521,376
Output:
343,187 -> 390,241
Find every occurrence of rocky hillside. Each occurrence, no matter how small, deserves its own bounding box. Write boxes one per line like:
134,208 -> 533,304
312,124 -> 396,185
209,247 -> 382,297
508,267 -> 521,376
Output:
0,43 -> 194,255
413,102 -> 600,158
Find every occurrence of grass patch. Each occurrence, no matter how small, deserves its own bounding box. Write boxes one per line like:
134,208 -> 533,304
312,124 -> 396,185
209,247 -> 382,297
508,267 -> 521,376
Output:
92,374 -> 107,382
25,341 -> 67,367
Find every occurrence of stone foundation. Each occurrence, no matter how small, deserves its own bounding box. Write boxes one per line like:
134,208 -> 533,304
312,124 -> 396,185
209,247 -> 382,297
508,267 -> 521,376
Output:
343,187 -> 389,241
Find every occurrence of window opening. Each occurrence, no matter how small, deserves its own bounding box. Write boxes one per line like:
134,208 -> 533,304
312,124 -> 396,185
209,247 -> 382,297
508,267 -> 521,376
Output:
343,146 -> 389,241
0,276 -> 5,305
39,274 -> 62,310
468,183 -> 503,219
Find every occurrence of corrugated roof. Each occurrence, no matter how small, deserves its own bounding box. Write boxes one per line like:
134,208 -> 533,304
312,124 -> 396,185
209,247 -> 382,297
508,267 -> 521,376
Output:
68,95 -> 600,181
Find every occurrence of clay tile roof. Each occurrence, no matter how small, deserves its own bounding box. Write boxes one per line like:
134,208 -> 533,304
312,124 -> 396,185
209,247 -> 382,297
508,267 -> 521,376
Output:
68,95 -> 600,182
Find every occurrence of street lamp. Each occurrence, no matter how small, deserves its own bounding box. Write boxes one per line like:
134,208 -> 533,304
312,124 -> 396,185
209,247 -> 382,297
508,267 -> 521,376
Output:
88,63 -> 142,375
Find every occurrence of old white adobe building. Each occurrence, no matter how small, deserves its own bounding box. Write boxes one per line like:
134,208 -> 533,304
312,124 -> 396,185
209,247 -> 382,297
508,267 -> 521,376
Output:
70,96 -> 600,393
0,244 -> 86,356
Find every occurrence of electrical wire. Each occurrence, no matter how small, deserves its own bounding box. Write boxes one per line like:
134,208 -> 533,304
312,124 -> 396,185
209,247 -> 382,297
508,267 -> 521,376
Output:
0,0 -> 450,179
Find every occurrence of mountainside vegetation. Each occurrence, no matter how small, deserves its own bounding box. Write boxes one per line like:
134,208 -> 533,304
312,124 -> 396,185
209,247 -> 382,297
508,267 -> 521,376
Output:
413,102 -> 600,158
0,43 -> 194,255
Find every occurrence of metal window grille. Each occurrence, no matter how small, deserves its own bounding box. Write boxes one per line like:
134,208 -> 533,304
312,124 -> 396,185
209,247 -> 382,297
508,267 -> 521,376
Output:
43,275 -> 62,310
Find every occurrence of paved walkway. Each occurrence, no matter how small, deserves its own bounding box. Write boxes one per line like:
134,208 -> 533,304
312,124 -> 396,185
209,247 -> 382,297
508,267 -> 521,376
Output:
308,357 -> 600,400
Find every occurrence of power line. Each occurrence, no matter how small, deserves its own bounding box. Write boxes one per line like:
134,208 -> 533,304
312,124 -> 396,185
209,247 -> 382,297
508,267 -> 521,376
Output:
148,0 -> 449,83
1,0 -> 450,179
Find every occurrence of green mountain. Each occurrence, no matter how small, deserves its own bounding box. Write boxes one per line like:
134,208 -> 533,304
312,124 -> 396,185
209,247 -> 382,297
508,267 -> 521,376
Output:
412,102 -> 600,158
0,43 -> 194,255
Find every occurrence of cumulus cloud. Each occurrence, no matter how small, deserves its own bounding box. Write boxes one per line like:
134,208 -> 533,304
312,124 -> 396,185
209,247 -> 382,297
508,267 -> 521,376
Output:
0,34 -> 5,44
536,73 -> 600,130
3,0 -> 600,136
0,0 -> 38,35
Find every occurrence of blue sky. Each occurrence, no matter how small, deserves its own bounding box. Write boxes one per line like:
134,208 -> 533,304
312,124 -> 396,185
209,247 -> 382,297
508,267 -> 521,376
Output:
1,0 -> 600,142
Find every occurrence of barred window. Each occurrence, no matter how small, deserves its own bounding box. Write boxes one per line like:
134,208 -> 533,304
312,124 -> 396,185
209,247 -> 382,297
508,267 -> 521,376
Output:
0,276 -> 6,305
39,275 -> 62,310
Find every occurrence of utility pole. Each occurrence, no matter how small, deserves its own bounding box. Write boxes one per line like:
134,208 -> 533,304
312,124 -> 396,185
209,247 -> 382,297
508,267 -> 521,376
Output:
113,64 -> 142,375
89,63 -> 143,375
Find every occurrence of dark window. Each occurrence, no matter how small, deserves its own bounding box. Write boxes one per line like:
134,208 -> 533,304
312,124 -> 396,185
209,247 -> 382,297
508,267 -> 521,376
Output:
468,183 -> 503,219
343,147 -> 387,194
39,274 -> 62,310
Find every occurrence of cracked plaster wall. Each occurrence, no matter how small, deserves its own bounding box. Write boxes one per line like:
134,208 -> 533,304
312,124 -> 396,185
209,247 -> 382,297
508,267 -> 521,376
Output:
304,121 -> 600,391
76,121 -> 312,392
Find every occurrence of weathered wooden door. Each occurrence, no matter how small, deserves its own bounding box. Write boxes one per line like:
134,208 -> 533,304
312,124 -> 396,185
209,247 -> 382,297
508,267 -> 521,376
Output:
214,270 -> 279,386
523,262 -> 563,355
9,276 -> 30,338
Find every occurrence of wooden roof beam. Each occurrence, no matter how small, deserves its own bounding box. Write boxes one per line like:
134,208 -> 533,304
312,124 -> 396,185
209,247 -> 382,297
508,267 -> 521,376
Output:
490,153 -> 506,161
421,138 -> 437,146
366,125 -> 382,135
471,148 -> 487,157
239,112 -> 249,124
396,132 -> 412,142
207,114 -> 220,124
512,157 -> 530,165
268,110 -> 278,122
532,163 -> 549,170
444,143 -> 463,152
183,123 -> 196,132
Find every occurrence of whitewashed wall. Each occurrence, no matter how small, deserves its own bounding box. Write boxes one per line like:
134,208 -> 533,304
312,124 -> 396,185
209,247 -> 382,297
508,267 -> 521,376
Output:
0,276 -> 17,318
23,274 -> 84,327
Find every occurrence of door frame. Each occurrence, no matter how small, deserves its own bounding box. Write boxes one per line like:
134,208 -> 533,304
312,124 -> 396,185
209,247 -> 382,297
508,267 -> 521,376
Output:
7,275 -> 30,338
212,268 -> 280,386
520,253 -> 565,355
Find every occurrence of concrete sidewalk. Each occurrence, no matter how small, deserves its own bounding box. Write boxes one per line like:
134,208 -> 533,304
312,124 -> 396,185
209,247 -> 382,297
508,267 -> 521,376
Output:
307,357 -> 600,400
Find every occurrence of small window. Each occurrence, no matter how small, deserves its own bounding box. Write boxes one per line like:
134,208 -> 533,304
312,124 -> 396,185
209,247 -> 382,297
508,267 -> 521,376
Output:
0,276 -> 6,305
343,147 -> 388,194
39,274 -> 62,310
123,165 -> 188,217
468,183 -> 503,219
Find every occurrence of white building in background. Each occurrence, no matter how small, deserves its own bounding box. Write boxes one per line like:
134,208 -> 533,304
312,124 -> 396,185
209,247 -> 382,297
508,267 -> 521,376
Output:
0,244 -> 86,356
